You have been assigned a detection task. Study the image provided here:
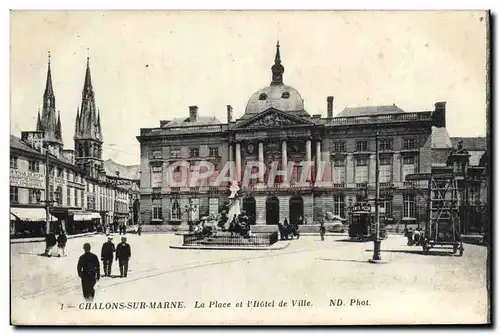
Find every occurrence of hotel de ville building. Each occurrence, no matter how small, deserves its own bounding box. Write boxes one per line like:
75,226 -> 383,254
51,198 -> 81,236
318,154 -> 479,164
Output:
137,42 -> 454,230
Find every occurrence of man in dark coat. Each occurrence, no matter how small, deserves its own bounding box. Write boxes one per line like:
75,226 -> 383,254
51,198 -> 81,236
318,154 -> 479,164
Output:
77,243 -> 100,301
116,236 -> 131,278
101,236 -> 115,277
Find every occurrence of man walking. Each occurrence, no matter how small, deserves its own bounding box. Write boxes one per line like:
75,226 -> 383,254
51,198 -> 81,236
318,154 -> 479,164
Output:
320,221 -> 326,241
44,232 -> 57,257
101,236 -> 115,277
116,236 -> 131,278
77,243 -> 100,301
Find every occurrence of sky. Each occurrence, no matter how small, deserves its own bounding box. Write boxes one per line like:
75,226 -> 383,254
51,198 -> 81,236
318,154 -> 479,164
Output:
10,11 -> 488,166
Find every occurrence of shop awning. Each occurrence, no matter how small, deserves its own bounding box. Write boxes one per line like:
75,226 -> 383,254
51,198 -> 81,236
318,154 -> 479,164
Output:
10,208 -> 57,222
73,212 -> 102,221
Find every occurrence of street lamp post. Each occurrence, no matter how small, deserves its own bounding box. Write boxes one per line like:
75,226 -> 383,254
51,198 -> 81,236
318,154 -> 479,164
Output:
370,130 -> 384,263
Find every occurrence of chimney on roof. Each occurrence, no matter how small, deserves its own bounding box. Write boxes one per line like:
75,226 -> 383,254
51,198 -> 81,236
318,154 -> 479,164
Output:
327,96 -> 334,118
227,105 -> 233,123
189,106 -> 198,122
433,101 -> 446,128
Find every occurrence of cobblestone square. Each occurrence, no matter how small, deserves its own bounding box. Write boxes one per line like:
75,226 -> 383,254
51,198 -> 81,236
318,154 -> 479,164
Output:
11,233 -> 489,325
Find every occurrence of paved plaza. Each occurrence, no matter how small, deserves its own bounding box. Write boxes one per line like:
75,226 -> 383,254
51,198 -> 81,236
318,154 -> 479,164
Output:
11,233 -> 489,325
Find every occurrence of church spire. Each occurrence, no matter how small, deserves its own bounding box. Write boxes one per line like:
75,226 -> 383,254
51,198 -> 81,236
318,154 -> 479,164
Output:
74,55 -> 102,142
84,56 -> 93,92
44,51 -> 55,109
56,110 -> 62,141
271,40 -> 284,85
36,108 -> 41,131
38,51 -> 63,149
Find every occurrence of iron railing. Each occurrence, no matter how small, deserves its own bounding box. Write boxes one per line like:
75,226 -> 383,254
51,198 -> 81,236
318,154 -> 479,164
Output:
183,231 -> 279,246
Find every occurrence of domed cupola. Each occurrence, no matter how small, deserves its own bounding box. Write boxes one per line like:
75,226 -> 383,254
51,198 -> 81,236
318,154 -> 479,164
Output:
244,42 -> 306,116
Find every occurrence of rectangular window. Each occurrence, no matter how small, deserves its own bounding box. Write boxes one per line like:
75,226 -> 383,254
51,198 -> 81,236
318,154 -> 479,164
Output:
10,156 -> 18,169
209,147 -> 219,157
403,193 -> 416,218
402,156 -> 416,182
55,186 -> 62,205
355,157 -> 369,183
28,160 -> 40,172
75,189 -> 79,207
171,149 -> 181,158
380,198 -> 393,217
291,162 -> 302,184
333,159 -> 345,184
57,168 -> 63,178
379,157 -> 392,183
333,142 -> 346,153
49,185 -> 54,201
171,199 -> 181,220
379,139 -> 392,151
28,189 -> 41,204
190,148 -> 200,158
403,139 -> 418,150
356,141 -> 368,152
333,195 -> 345,218
10,186 -> 19,203
67,187 -> 71,207
68,171 -> 73,181
152,199 -> 162,220
151,166 -> 163,188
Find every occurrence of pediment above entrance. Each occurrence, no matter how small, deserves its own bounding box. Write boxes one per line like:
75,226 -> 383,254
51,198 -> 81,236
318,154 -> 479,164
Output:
234,108 -> 314,129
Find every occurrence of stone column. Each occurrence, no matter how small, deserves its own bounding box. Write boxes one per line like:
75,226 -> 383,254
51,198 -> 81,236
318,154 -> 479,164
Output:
235,142 -> 241,182
306,139 -> 312,181
258,142 -> 264,183
229,144 -> 233,162
281,140 -> 288,182
315,141 -> 321,183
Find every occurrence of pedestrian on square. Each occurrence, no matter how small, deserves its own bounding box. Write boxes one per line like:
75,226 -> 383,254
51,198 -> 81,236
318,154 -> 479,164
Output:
116,236 -> 131,278
57,232 -> 67,257
101,236 -> 115,277
77,243 -> 100,301
44,232 -> 57,257
137,224 -> 142,236
320,221 -> 326,241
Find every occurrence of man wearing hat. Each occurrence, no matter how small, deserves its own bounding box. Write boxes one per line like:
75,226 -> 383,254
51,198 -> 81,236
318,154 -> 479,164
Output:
101,236 -> 116,277
77,243 -> 100,301
116,236 -> 131,278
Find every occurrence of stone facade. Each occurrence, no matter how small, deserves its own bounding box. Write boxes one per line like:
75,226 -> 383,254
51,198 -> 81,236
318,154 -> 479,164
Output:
136,43 -> 453,229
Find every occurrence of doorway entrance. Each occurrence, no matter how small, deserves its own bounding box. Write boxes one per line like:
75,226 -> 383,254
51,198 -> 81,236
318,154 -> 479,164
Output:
289,195 -> 304,226
266,196 -> 280,225
242,196 -> 257,225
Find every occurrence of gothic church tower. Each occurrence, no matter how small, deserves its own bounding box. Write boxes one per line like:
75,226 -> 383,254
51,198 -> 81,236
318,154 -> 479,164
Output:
36,53 -> 63,156
73,57 -> 104,178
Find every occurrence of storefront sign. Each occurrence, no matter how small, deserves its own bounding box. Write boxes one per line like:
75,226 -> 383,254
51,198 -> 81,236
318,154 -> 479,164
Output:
10,169 -> 44,189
